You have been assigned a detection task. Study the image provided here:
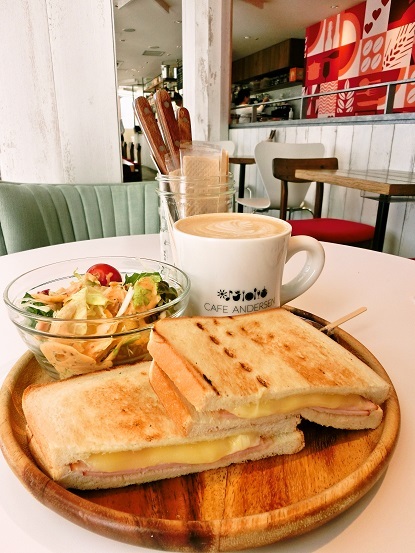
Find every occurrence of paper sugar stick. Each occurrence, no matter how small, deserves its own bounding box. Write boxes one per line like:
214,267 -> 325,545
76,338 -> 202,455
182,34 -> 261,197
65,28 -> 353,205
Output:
182,155 -> 220,179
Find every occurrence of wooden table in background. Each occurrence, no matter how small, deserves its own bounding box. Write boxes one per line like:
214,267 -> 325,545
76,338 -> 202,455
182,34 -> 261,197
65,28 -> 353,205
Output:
295,167 -> 415,251
229,156 -> 256,212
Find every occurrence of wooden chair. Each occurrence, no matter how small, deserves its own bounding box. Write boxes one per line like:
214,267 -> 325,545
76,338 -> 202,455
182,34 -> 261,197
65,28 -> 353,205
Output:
272,157 -> 375,248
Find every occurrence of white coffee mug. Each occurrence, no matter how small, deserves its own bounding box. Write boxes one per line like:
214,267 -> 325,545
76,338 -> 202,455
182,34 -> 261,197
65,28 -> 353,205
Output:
173,212 -> 325,317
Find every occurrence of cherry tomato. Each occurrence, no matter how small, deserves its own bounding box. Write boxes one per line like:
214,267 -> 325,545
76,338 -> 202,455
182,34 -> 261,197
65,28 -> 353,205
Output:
87,263 -> 122,286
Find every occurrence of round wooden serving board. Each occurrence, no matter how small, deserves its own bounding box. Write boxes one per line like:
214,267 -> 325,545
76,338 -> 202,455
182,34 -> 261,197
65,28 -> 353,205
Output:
0,308 -> 400,552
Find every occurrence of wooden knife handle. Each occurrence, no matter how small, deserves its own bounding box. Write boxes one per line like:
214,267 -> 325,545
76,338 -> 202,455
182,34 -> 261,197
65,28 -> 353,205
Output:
155,90 -> 181,169
177,107 -> 192,143
134,96 -> 168,174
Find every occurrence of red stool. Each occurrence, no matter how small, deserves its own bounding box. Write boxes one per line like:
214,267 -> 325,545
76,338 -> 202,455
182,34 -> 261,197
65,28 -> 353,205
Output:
290,218 -> 374,248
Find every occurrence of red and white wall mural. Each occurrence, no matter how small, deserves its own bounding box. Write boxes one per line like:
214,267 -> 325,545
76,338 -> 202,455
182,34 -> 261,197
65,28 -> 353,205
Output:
304,0 -> 415,118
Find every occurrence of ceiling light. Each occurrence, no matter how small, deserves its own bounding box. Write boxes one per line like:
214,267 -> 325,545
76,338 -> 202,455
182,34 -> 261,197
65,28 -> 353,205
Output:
244,36 -> 251,39
142,50 -> 165,56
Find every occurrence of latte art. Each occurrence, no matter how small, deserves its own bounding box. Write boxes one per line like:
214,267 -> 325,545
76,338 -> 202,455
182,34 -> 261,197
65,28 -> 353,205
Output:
175,213 -> 288,239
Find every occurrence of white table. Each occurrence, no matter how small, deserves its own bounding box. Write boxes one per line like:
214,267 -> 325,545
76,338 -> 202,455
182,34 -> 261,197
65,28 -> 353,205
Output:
1,234 -> 414,553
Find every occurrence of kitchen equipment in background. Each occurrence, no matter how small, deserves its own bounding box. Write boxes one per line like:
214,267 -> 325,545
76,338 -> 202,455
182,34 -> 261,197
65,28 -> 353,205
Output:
161,64 -> 176,79
271,104 -> 291,120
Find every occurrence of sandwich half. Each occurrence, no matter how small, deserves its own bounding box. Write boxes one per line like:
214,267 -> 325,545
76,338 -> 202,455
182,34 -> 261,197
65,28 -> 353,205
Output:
147,308 -> 390,433
22,361 -> 304,490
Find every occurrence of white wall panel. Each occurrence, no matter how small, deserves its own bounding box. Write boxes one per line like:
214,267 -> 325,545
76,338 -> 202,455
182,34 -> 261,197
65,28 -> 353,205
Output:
0,0 -> 62,182
0,0 -> 121,184
384,124 -> 415,251
369,125 -> 394,169
45,0 -> 121,184
331,125 -> 353,218
359,125 -> 395,228
400,202 -> 415,257
349,125 -> 372,169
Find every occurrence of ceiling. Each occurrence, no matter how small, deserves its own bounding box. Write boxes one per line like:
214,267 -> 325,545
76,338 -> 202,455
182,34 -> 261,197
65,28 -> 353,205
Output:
113,0 -> 363,87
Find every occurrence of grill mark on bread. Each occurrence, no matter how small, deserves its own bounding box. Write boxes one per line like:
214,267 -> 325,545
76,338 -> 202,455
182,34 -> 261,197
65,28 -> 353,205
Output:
224,348 -> 235,358
239,362 -> 252,372
201,374 -> 220,395
190,322 -> 226,394
251,333 -> 277,347
256,376 -> 269,388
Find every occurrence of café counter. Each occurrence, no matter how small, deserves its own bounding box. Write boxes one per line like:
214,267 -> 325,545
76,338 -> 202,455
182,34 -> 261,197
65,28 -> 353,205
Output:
229,112 -> 415,129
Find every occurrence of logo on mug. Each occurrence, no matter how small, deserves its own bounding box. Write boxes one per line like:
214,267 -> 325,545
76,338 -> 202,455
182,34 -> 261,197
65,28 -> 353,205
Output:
217,287 -> 268,302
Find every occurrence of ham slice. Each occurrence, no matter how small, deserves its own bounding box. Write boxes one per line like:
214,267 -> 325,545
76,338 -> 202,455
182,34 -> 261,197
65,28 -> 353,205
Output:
311,401 -> 380,417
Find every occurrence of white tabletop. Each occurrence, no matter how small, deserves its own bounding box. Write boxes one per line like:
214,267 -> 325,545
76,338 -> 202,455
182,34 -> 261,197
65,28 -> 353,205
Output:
1,234 -> 414,553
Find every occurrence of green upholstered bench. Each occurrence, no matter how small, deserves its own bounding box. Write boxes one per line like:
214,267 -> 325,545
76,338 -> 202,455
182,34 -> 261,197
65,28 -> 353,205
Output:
0,181 -> 160,256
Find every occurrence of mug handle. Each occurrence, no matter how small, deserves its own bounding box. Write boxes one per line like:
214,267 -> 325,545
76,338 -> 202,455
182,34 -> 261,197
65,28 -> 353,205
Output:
280,236 -> 325,305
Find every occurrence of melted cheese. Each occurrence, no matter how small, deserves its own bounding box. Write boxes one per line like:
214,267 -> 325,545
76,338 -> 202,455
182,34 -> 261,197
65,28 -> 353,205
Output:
231,393 -> 370,419
84,432 -> 260,472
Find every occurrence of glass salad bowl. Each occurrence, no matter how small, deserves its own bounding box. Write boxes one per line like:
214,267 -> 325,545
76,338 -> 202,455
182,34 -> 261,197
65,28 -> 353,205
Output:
3,256 -> 190,380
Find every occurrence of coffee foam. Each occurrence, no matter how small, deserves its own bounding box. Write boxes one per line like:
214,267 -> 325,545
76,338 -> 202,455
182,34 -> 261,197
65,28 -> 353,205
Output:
175,213 -> 288,239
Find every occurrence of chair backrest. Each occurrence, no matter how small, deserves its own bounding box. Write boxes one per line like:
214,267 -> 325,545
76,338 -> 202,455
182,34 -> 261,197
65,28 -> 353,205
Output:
272,157 -> 339,220
0,180 -> 160,256
254,142 -> 326,209
212,140 -> 236,156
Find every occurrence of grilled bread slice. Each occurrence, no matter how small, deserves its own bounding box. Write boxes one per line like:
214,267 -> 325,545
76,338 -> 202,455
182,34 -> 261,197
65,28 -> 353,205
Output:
22,361 -> 304,490
148,308 -> 390,432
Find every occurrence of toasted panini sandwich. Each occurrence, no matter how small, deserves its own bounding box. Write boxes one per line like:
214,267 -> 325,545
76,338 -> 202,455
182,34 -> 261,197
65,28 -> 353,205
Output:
148,308 -> 391,433
22,361 -> 304,490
